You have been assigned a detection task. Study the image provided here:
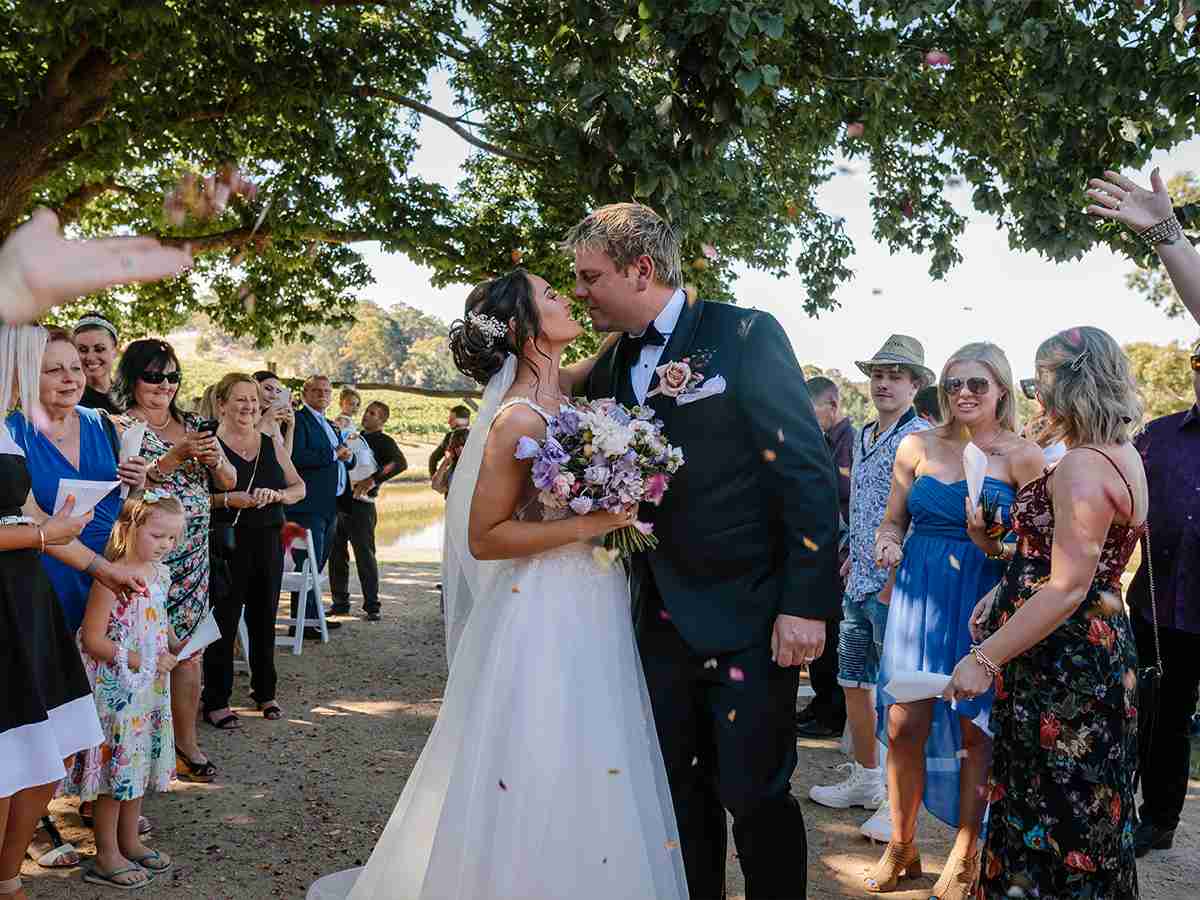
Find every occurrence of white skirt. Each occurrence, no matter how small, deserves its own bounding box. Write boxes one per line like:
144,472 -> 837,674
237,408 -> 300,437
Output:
313,543 -> 688,900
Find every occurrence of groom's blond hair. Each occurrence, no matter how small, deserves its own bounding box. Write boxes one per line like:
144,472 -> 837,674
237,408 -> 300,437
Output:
561,203 -> 683,289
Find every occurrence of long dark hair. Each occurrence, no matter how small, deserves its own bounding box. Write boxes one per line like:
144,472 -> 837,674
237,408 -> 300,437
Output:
112,339 -> 185,422
447,268 -> 545,385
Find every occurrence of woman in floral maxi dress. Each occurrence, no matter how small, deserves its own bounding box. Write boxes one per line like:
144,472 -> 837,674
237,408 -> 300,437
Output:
945,327 -> 1146,900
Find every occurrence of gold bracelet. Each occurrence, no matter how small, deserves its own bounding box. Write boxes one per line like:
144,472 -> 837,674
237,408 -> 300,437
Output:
969,644 -> 1001,677
1137,213 -> 1183,248
986,541 -> 1012,562
36,525 -> 45,554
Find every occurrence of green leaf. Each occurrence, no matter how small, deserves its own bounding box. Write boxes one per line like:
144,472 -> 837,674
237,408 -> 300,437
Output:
638,1 -> 653,21
634,171 -> 660,196
729,8 -> 751,38
753,12 -> 785,39
736,68 -> 762,95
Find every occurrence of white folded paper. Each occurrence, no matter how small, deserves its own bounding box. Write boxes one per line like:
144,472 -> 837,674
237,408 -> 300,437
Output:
884,670 -> 952,703
118,421 -> 146,498
53,478 -> 121,516
177,608 -> 221,661
963,442 -> 988,510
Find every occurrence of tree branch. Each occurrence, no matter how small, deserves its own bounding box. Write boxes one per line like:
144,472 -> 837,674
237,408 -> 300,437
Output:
357,86 -> 538,164
46,34 -> 93,98
156,223 -> 404,254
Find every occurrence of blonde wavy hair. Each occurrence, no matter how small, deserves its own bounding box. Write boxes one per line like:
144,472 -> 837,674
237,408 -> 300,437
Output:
1034,326 -> 1141,447
104,489 -> 185,563
937,342 -> 1019,434
560,203 -> 683,289
214,372 -> 257,412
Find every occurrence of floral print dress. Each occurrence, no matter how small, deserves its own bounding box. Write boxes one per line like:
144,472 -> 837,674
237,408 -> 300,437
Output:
123,412 -> 212,639
65,564 -> 175,801
982,449 -> 1143,900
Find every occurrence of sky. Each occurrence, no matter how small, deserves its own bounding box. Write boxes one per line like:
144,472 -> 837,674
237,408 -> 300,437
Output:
354,72 -> 1200,382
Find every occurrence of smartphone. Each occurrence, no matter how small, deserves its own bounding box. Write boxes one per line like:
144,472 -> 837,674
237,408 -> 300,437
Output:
197,419 -> 219,435
273,386 -> 292,408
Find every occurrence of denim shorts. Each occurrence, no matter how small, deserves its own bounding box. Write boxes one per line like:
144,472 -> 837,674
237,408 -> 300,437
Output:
837,592 -> 890,689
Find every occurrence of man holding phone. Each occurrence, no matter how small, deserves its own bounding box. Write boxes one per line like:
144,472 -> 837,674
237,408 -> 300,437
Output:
285,374 -> 351,638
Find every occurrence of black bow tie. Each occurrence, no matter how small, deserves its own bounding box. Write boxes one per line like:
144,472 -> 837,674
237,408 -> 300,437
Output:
624,323 -> 667,353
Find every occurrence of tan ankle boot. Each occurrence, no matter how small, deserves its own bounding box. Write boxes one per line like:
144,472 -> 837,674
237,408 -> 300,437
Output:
864,839 -> 922,892
930,848 -> 980,900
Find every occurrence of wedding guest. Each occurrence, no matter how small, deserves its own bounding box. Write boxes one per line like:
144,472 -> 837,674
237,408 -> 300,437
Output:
1126,338 -> 1200,856
196,383 -> 218,421
796,376 -> 852,738
810,338 -> 932,845
0,207 -> 191,326
72,312 -> 121,414
429,404 -> 471,479
68,490 -> 185,889
334,387 -> 361,434
114,339 -> 236,783
252,370 -> 295,456
330,401 -> 406,622
203,374 -> 305,727
5,329 -> 148,631
868,343 -> 1043,897
286,374 -> 350,638
913,385 -> 942,426
1087,165 -> 1200,326
947,327 -> 1146,899
1019,379 -> 1067,465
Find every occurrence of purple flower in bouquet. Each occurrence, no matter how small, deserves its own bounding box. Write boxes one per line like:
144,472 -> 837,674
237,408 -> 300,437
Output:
569,496 -> 594,515
644,473 -> 670,505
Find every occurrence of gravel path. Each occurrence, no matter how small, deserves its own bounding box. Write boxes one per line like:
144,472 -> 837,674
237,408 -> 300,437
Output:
26,560 -> 1199,898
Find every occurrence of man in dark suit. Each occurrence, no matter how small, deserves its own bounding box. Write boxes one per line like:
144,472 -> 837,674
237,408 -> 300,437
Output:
564,203 -> 840,900
286,374 -> 351,637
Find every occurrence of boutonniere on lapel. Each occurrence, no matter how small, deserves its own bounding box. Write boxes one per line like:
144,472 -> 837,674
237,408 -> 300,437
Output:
647,349 -> 726,405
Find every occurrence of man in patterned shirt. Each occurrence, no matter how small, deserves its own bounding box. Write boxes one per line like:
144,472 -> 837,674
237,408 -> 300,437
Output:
809,335 -> 933,844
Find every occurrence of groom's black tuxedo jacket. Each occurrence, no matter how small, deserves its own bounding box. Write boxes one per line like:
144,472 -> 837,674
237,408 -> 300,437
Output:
585,295 -> 840,655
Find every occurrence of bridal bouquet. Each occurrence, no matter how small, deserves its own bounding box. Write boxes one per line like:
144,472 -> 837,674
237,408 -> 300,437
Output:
515,398 -> 684,558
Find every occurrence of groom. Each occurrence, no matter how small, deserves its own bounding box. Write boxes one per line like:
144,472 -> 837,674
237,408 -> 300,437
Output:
564,204 -> 840,899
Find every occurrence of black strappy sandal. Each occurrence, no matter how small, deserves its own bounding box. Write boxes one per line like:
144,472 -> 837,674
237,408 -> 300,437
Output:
203,709 -> 241,730
257,700 -> 283,720
175,749 -> 217,783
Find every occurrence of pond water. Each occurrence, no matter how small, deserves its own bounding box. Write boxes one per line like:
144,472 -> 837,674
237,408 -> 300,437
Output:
383,516 -> 445,553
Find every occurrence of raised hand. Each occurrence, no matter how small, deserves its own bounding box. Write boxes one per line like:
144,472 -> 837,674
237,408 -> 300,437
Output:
0,209 -> 192,324
1086,168 -> 1174,233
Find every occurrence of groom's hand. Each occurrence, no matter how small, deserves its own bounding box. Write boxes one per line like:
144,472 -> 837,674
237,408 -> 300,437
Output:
771,615 -> 826,668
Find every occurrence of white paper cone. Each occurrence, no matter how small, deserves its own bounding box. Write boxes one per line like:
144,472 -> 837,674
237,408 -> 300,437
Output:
884,670 -> 952,703
177,608 -> 221,660
963,442 -> 988,510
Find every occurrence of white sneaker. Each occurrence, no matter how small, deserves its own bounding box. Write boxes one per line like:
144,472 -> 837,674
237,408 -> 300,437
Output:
859,801 -> 893,843
809,762 -> 884,810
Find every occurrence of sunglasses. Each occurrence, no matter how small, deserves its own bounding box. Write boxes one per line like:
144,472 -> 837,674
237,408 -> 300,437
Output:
942,377 -> 992,396
139,370 -> 182,385
1019,378 -> 1039,400
1191,355 -> 1200,372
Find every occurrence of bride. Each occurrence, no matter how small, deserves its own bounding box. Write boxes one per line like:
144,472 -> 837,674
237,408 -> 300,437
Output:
313,269 -> 688,900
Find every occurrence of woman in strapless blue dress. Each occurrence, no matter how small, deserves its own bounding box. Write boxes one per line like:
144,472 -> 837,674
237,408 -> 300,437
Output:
864,344 -> 1046,899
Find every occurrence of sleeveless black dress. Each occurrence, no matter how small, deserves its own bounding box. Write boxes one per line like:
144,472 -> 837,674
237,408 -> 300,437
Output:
0,450 -> 102,796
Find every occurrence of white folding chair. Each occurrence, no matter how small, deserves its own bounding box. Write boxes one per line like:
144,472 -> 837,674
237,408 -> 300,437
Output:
276,528 -> 329,655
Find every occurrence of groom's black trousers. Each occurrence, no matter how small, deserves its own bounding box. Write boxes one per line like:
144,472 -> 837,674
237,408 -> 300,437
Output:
637,575 -> 807,900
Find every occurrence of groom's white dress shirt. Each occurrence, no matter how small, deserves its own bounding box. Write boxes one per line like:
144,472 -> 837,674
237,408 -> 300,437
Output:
629,288 -> 685,404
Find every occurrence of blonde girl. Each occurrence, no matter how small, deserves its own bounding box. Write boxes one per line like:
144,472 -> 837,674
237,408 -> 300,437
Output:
67,489 -> 185,890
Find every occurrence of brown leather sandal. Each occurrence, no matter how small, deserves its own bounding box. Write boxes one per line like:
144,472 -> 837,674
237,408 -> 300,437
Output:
929,847 -> 980,900
864,839 -> 922,892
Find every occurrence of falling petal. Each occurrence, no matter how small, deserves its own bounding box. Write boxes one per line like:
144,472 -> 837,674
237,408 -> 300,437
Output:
949,554 -> 961,570
658,609 -> 672,621
702,242 -> 717,259
845,122 -> 865,139
498,779 -> 508,791
727,709 -> 737,722
1119,118 -> 1141,144
839,466 -> 851,477
777,428 -> 785,443
511,249 -> 523,264
511,585 -> 520,593
762,449 -> 777,462
729,666 -> 745,682
664,840 -> 679,851
923,49 -> 952,66
802,536 -> 819,552
607,768 -> 621,775
703,658 -> 718,669
691,756 -> 699,766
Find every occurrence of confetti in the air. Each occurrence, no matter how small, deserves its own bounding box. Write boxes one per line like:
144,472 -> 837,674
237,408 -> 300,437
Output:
691,756 -> 699,766
703,658 -> 718,670
949,554 -> 961,570
727,709 -> 738,723
802,537 -> 819,551
607,768 -> 621,775
777,428 -> 785,442
511,585 -> 520,593
839,466 -> 851,477
658,609 -> 671,621
498,779 -> 508,791
762,449 -> 777,462
665,840 -> 679,851
729,666 -> 745,682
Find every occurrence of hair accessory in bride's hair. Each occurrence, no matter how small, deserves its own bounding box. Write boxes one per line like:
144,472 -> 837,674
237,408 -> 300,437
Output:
466,311 -> 506,343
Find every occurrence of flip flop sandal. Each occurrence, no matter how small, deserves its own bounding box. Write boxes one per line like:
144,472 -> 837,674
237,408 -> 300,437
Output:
130,849 -> 172,875
83,864 -> 151,891
26,818 -> 80,868
175,749 -> 217,783
258,701 -> 283,720
203,710 -> 241,730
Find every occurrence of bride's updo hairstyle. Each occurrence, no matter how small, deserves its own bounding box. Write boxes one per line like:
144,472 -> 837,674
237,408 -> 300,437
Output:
1034,326 -> 1141,447
449,268 -> 542,385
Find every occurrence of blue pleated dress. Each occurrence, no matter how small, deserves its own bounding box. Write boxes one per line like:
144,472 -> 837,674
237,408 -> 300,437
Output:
875,475 -> 1014,828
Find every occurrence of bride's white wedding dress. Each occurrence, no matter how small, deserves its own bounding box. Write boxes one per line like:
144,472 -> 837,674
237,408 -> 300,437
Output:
311,358 -> 687,900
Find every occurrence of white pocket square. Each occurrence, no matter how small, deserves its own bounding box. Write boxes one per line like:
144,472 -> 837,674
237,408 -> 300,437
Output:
676,375 -> 727,405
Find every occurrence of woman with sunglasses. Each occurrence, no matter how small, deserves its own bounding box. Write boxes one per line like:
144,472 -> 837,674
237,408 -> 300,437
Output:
946,328 -> 1146,899
113,339 -> 236,784
1018,378 -> 1066,465
866,343 -> 1044,898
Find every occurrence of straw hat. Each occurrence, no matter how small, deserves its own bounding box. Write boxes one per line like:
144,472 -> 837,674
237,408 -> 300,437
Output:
855,334 -> 935,384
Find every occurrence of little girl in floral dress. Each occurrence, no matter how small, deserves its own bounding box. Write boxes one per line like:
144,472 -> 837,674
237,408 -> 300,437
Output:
67,489 -> 186,890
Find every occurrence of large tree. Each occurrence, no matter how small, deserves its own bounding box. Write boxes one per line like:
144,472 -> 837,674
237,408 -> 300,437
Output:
6,1 -> 1198,348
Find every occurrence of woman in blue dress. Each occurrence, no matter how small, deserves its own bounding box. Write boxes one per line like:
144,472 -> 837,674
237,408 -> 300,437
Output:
865,343 -> 1044,899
